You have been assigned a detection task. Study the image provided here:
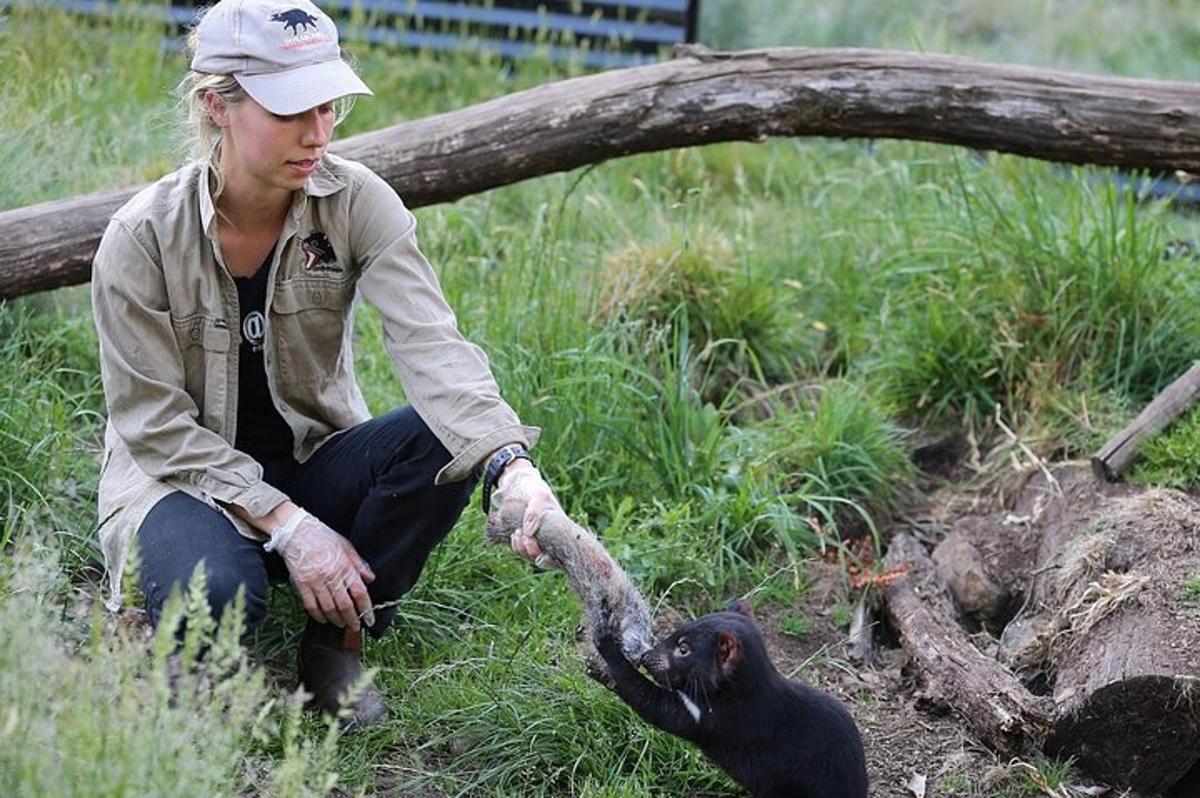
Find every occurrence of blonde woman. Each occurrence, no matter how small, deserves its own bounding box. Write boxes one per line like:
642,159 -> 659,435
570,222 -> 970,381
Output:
92,0 -> 557,727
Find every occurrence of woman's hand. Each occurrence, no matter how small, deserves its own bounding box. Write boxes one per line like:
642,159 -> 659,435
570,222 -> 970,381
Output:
270,508 -> 376,630
491,459 -> 561,566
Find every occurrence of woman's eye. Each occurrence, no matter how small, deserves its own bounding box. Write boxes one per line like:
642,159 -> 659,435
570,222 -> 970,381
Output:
271,105 -> 333,122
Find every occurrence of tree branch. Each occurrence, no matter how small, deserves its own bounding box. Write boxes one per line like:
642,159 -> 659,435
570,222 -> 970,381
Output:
3,46 -> 1198,299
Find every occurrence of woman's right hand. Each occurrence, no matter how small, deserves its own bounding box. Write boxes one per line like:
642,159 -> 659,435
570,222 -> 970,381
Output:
272,509 -> 376,630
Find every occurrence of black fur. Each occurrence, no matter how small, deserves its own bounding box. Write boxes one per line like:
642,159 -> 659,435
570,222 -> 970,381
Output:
595,601 -> 868,798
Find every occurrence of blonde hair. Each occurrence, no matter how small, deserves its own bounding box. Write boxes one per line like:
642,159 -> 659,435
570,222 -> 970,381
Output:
176,25 -> 358,201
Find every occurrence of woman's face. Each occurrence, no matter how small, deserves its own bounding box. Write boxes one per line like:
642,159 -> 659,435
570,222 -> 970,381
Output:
210,93 -> 336,198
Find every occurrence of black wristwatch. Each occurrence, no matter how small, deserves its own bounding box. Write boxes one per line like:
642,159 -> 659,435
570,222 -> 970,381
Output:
481,443 -> 532,514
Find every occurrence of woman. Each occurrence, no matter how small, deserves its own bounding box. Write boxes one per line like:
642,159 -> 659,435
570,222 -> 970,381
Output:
91,0 -> 558,727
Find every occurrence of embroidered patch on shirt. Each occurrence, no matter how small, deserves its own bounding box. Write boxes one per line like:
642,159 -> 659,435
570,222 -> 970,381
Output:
300,231 -> 341,273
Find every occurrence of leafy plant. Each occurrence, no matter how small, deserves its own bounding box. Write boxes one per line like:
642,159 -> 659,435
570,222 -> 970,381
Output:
0,550 -> 341,797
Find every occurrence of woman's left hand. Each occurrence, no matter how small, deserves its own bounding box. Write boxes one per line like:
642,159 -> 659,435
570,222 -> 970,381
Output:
491,460 -> 561,565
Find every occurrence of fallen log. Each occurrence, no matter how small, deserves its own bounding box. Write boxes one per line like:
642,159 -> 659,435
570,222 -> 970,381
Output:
882,532 -> 1053,753
1005,484 -> 1200,795
4,45 -> 1200,299
898,466 -> 1200,794
932,468 -> 1134,629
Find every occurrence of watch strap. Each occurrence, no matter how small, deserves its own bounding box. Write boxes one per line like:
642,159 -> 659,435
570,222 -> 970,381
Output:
481,443 -> 532,514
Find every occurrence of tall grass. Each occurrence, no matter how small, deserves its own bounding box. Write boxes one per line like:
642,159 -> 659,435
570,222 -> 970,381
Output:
5,0 -> 1200,794
750,381 -> 914,540
701,0 -> 1200,81
0,300 -> 104,566
877,158 -> 1199,427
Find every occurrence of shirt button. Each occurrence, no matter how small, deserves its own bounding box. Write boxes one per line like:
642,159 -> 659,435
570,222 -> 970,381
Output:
310,290 -> 323,304
190,328 -> 201,341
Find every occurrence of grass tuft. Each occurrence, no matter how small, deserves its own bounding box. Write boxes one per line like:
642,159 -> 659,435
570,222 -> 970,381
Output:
596,226 -> 805,400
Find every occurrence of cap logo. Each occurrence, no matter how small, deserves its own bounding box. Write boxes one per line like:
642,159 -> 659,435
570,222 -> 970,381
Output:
270,8 -> 319,35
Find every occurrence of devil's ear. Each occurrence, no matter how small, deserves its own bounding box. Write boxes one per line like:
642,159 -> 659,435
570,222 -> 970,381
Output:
716,628 -> 743,675
726,598 -> 756,620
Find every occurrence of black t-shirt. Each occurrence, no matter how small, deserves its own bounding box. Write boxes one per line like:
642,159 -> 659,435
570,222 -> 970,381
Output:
234,253 -> 293,461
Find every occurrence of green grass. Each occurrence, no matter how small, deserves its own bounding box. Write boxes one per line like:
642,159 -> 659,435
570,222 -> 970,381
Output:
701,0 -> 1200,81
998,756 -> 1079,798
1130,406 -> 1200,491
776,613 -> 813,639
928,754 -> 1083,797
0,298 -> 105,565
747,381 -> 915,540
5,0 -> 1200,794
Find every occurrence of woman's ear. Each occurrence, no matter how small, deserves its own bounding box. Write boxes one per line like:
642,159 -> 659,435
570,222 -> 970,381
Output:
202,90 -> 230,128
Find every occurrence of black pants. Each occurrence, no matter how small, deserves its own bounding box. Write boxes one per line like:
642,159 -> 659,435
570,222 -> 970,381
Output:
137,407 -> 477,636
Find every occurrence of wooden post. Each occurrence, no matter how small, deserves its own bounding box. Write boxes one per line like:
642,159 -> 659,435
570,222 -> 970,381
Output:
1091,361 -> 1200,481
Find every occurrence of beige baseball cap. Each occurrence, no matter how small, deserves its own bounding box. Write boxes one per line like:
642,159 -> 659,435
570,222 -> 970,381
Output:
191,0 -> 372,116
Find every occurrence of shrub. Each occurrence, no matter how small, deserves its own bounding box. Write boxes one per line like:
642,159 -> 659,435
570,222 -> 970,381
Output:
0,549 -> 341,797
596,226 -> 804,398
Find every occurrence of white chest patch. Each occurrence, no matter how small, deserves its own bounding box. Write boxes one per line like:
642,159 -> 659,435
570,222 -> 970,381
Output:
676,690 -> 702,723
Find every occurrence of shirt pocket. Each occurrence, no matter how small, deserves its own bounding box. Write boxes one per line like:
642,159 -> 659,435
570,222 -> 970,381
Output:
170,313 -> 231,432
272,275 -> 356,314
270,276 -> 357,387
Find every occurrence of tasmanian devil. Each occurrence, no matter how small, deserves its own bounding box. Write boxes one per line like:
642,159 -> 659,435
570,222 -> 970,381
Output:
594,600 -> 868,798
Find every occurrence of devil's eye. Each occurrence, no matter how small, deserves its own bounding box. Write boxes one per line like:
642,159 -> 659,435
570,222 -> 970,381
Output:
675,640 -> 691,657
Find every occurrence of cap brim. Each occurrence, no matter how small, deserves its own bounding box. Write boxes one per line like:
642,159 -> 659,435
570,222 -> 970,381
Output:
235,59 -> 372,116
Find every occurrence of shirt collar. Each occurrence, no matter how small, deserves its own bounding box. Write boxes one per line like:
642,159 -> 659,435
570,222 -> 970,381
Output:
305,157 -> 345,198
198,161 -> 219,241
197,157 -> 347,238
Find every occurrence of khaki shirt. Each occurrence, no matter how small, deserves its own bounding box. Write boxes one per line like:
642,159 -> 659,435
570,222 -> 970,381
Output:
92,153 -> 538,609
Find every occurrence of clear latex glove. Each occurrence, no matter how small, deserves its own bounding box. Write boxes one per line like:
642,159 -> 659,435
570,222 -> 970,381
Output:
273,509 -> 376,630
491,462 -> 562,567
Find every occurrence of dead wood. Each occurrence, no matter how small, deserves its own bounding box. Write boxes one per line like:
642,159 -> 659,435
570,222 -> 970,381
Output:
900,466 -> 1200,794
4,45 -> 1200,299
1092,361 -> 1200,482
932,514 -> 1041,625
882,532 -> 1053,753
1012,487 -> 1200,794
485,499 -> 654,673
933,468 -> 1130,627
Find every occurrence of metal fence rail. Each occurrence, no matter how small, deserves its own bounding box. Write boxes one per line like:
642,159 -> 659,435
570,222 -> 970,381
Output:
4,0 -> 701,68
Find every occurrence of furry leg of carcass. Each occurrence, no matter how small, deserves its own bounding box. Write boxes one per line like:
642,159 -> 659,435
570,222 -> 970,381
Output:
485,500 -> 655,681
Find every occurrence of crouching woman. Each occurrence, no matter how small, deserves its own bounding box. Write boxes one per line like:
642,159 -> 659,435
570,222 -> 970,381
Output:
92,0 -> 556,727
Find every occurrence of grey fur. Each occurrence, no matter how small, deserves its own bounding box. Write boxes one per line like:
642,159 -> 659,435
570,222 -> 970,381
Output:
485,503 -> 655,667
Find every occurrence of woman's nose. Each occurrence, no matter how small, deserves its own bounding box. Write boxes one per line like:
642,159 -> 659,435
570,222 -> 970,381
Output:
300,112 -> 330,148
301,127 -> 328,148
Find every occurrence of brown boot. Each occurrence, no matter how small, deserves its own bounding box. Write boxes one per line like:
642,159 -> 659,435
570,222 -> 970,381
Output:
298,620 -> 388,729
